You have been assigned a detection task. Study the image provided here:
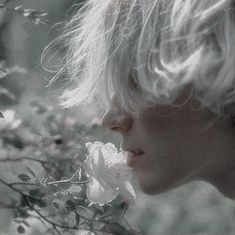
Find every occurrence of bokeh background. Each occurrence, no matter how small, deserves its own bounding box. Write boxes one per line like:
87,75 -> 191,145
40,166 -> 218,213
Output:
1,0 -> 235,235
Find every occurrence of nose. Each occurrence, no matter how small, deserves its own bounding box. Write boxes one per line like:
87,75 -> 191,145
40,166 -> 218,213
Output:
101,97 -> 133,133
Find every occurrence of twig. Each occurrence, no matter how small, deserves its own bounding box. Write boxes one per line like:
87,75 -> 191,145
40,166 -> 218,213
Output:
9,182 -> 37,187
0,178 -> 79,230
46,168 -> 89,186
53,226 -> 62,235
0,156 -> 48,164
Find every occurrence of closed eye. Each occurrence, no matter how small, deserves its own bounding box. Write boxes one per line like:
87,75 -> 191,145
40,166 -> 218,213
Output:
128,73 -> 140,91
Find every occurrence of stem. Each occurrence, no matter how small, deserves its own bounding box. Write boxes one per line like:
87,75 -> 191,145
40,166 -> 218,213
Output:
0,156 -> 48,164
46,168 -> 89,186
10,182 -> 37,186
0,178 -> 79,230
3,0 -> 10,5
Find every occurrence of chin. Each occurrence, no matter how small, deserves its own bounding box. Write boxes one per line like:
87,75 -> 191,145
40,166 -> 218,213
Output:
137,173 -> 172,195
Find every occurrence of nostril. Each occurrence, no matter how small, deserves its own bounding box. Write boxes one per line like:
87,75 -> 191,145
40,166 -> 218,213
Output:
111,126 -> 125,132
109,117 -> 133,132
101,99 -> 133,133
102,116 -> 132,133
111,127 -> 119,131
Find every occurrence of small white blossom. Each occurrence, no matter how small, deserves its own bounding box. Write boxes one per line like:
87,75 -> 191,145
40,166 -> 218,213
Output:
76,230 -> 95,235
0,110 -> 22,131
84,141 -> 136,205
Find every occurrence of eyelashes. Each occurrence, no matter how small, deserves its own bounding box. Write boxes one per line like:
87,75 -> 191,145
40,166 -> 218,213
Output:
128,72 -> 141,91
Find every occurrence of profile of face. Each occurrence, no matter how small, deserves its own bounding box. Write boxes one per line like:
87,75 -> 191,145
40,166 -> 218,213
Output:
61,0 -> 235,198
101,83 -> 235,196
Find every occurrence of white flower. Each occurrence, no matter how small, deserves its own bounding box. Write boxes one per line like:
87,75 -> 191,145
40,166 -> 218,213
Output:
76,230 -> 95,235
84,141 -> 136,205
0,110 -> 22,131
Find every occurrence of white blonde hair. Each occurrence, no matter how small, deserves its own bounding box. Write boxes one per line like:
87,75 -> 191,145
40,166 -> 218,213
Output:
48,0 -> 235,118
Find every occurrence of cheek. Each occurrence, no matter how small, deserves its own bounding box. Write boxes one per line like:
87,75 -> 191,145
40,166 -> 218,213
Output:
136,108 -> 209,167
132,102 -> 220,195
133,112 -> 207,194
137,163 -> 181,195
136,149 -> 187,195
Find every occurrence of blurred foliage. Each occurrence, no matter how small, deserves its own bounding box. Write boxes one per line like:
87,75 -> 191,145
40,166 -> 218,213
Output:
0,2 -> 50,25
0,1 -> 139,235
1,1 -> 235,235
0,101 -> 137,235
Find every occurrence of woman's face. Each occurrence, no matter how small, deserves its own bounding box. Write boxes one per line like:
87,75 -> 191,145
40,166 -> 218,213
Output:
101,87 -> 232,195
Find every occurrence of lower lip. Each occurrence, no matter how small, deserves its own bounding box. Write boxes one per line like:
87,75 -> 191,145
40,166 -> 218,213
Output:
127,153 -> 144,167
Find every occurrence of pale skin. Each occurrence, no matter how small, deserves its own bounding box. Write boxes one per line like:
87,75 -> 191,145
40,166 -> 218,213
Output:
101,86 -> 235,199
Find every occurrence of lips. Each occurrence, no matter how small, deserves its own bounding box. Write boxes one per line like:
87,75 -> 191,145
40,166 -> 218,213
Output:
122,149 -> 145,167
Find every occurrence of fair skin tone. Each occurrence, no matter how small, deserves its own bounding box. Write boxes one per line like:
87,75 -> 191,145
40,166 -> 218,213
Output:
101,86 -> 235,199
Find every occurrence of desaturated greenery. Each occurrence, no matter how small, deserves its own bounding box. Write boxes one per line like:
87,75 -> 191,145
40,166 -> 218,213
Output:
3,1 -> 235,235
0,0 -> 51,25
0,100 -> 137,235
0,1 -> 139,234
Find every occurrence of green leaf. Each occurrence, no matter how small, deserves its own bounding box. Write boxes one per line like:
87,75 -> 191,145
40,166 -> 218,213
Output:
21,220 -> 31,228
29,189 -> 44,197
27,196 -> 46,208
36,199 -> 47,208
0,87 -> 16,101
52,201 -> 60,209
65,200 -> 76,211
18,174 -> 31,182
30,100 -> 48,114
28,196 -> 37,205
75,212 -> 80,226
26,167 -> 36,178
17,225 -> 25,234
20,196 -> 28,207
12,137 -> 24,149
19,210 -> 29,219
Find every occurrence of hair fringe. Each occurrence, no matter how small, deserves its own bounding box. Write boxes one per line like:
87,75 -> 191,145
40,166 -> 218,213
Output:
44,0 -> 235,118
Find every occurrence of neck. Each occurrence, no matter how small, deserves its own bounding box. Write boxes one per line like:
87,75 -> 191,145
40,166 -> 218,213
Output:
199,120 -> 235,199
206,164 -> 235,199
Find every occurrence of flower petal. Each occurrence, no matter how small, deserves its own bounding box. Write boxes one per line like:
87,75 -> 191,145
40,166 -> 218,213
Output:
120,181 -> 136,201
86,177 -> 117,205
84,157 -> 95,177
84,142 -> 136,205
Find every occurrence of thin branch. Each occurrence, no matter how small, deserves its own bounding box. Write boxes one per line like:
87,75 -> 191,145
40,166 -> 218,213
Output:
53,226 -> 62,235
0,156 -> 48,164
46,167 -> 89,186
9,182 -> 37,187
0,178 -> 27,195
0,178 -> 79,230
46,168 -> 80,185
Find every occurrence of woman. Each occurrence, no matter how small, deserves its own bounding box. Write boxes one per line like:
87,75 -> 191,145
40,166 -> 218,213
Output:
58,0 -> 235,199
